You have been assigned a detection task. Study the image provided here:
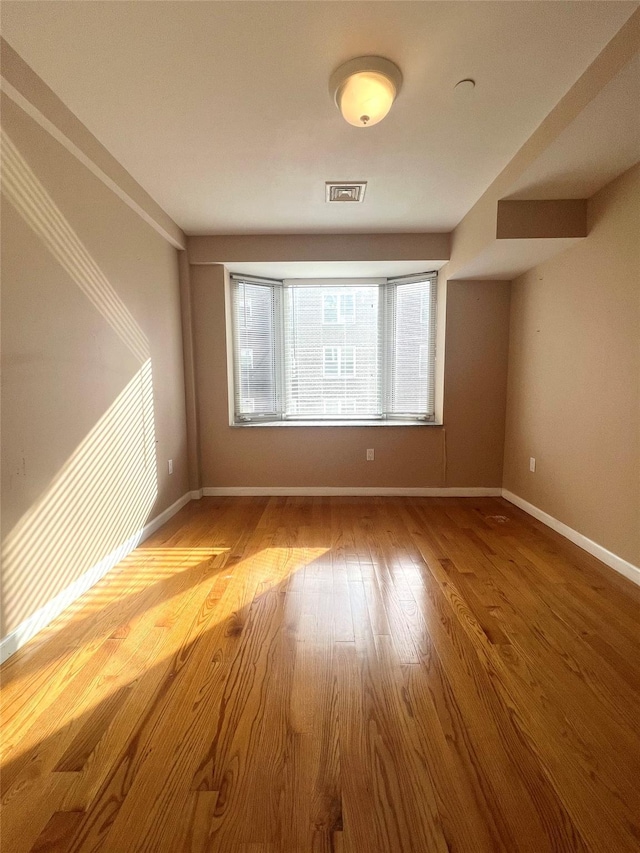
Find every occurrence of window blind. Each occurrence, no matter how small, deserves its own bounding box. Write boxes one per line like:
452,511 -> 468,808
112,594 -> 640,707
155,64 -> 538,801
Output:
232,277 -> 281,420
284,284 -> 380,418
230,273 -> 437,423
386,275 -> 437,419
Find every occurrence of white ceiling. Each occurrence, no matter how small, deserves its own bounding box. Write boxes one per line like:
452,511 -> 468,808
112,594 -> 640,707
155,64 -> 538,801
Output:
2,1 -> 637,235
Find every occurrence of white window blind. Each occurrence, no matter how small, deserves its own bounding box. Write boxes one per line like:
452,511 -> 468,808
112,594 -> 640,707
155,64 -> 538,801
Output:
231,277 -> 281,420
322,346 -> 356,377
384,275 -> 437,418
285,285 -> 377,418
231,273 -> 437,423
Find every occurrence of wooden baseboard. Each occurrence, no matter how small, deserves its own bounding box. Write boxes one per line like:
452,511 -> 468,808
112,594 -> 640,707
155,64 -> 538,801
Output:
501,489 -> 640,587
0,492 -> 192,664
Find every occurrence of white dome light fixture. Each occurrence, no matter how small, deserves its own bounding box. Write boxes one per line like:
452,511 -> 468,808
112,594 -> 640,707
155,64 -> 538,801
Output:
330,56 -> 402,128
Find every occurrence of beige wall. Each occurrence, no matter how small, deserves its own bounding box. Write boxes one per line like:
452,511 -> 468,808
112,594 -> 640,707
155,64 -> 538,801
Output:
443,281 -> 511,487
188,233 -> 450,265
503,163 -> 640,565
1,97 -> 189,636
191,266 -> 509,489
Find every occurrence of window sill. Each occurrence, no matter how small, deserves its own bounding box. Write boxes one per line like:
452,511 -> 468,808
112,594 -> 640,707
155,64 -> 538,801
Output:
231,420 -> 442,428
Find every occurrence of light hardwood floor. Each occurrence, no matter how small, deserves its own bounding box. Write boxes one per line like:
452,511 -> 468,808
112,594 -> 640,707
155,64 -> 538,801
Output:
1,496 -> 639,852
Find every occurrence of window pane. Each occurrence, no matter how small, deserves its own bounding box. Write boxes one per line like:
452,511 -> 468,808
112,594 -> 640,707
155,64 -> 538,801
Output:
285,285 -> 380,418
233,280 -> 279,417
388,279 -> 435,416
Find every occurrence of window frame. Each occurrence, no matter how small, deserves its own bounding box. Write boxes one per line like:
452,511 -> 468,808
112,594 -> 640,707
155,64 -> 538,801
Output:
230,273 -> 438,425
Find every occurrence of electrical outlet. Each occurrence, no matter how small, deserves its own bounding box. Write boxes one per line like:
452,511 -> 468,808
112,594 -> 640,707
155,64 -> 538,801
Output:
168,459 -> 173,474
366,449 -> 375,461
529,457 -> 536,473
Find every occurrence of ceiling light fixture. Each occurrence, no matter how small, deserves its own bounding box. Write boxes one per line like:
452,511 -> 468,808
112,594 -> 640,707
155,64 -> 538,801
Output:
330,56 -> 402,128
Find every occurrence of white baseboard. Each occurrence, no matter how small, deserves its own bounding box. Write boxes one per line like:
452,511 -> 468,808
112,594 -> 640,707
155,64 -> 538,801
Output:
501,489 -> 640,587
144,492 -> 192,537
0,491 -> 192,664
202,486 -> 502,497
190,489 -> 203,499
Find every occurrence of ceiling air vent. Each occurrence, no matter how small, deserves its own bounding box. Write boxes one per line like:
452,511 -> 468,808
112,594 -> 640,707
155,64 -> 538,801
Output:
325,181 -> 367,203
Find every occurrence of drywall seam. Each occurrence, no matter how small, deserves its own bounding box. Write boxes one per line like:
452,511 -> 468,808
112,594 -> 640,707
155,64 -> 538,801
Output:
502,489 -> 640,587
0,491 -> 192,664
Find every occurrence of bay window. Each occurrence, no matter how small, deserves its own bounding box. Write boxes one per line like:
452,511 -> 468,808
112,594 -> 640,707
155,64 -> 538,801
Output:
230,272 -> 437,424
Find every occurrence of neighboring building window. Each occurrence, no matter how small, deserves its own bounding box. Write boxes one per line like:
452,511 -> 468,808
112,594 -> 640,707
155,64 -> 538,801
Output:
230,274 -> 437,423
339,292 -> 355,323
323,346 -> 355,378
323,291 -> 355,324
323,346 -> 339,377
323,293 -> 338,324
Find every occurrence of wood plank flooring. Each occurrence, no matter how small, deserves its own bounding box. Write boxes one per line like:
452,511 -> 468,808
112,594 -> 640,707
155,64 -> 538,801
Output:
1,496 -> 639,852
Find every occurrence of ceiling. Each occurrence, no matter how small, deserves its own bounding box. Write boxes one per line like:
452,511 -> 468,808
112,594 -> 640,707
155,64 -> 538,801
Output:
506,52 -> 640,201
2,1 -> 637,236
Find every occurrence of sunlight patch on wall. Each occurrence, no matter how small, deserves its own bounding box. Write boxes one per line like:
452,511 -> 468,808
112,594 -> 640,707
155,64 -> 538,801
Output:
2,360 -> 159,638
1,129 -> 149,362
1,129 -> 162,648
